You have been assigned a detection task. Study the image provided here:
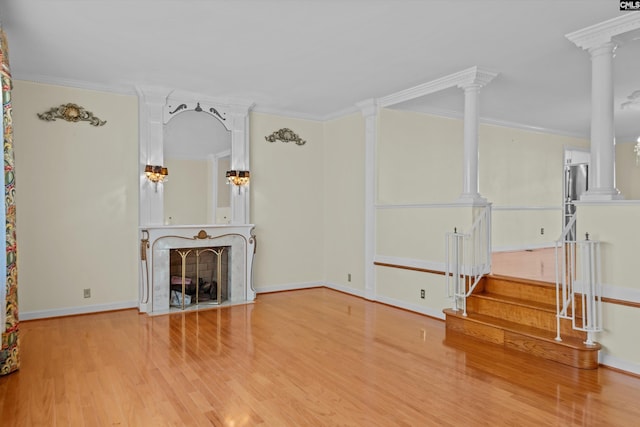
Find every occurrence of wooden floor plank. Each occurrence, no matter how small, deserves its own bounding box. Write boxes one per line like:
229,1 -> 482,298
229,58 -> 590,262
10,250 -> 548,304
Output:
1,288 -> 639,426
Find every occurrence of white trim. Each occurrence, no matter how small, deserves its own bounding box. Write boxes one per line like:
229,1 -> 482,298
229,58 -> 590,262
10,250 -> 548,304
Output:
575,199 -> 640,206
254,281 -> 323,294
251,105 -> 324,122
324,282 -> 367,299
323,105 -> 360,121
376,202 -> 489,209
358,99 -> 379,301
492,205 -> 562,211
599,352 -> 640,376
20,300 -> 139,321
378,66 -> 498,108
374,294 -> 445,320
375,255 -> 446,274
566,13 -> 640,51
14,72 -> 136,95
601,283 -> 640,304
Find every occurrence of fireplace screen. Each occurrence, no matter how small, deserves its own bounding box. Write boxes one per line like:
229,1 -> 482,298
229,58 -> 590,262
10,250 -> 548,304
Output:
169,246 -> 229,309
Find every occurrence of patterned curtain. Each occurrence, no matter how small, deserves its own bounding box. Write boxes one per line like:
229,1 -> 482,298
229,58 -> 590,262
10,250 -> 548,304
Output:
0,27 -> 19,376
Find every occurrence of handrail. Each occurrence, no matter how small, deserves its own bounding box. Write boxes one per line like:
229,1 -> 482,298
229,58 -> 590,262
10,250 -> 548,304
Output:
445,205 -> 492,316
554,212 -> 602,345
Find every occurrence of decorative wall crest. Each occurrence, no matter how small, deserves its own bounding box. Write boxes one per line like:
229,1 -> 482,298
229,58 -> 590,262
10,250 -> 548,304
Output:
37,103 -> 106,126
265,128 -> 306,145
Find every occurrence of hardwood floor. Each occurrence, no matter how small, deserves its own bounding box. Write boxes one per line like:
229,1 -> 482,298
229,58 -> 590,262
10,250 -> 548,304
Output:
1,288 -> 639,426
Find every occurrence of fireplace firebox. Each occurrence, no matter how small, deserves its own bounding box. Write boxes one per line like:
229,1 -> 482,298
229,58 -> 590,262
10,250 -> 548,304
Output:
169,246 -> 229,309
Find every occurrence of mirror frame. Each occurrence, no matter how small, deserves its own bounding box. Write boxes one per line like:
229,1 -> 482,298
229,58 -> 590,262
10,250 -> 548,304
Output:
137,87 -> 254,227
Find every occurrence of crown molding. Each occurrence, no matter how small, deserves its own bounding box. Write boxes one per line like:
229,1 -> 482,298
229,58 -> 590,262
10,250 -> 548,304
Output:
14,72 -> 137,95
251,104 -> 325,122
377,66 -> 498,108
566,12 -> 640,51
323,105 -> 360,121
355,98 -> 379,118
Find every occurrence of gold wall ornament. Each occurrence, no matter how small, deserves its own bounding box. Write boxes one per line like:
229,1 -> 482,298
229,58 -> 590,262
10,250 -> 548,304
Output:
37,103 -> 107,126
265,128 -> 306,145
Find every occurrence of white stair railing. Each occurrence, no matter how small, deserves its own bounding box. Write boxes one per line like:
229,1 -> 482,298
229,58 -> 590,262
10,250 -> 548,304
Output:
554,214 -> 602,345
445,205 -> 492,316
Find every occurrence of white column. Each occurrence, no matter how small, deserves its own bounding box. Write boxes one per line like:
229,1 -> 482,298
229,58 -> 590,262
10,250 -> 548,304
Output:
581,41 -> 622,201
229,109 -> 251,224
137,87 -> 168,226
565,15 -> 640,200
457,83 -> 486,204
357,99 -> 377,301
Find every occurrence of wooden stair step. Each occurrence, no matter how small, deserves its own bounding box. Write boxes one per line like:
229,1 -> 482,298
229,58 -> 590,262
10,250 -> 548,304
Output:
468,292 -> 586,340
471,292 -> 556,312
443,308 -> 600,369
479,274 -> 557,304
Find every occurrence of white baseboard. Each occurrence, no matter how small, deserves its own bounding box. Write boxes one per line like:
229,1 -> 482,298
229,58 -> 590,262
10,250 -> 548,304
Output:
254,281 -> 323,294
324,282 -> 367,298
599,352 -> 640,376
21,300 -> 139,321
374,294 -> 445,320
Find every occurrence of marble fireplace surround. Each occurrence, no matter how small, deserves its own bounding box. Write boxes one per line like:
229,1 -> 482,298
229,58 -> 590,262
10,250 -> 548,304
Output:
140,224 -> 256,314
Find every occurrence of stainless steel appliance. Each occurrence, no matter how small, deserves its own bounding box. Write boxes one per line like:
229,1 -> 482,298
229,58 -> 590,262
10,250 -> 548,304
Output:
564,163 -> 588,241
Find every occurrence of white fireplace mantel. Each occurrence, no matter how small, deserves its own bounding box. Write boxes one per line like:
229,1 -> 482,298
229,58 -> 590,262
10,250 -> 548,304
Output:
139,224 -> 256,314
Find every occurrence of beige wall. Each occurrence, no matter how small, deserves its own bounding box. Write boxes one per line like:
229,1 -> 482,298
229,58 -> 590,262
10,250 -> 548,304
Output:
479,124 -> 588,249
577,203 -> 640,367
250,112 -> 325,290
13,81 -> 139,315
323,113 -> 366,291
616,142 -> 640,200
378,108 -> 463,204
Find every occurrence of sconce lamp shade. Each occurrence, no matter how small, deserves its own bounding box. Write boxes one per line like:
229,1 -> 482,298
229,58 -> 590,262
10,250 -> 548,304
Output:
145,164 -> 169,184
226,170 -> 250,187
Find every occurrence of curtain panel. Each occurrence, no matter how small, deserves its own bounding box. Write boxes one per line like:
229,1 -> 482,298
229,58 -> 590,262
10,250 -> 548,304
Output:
0,27 -> 19,376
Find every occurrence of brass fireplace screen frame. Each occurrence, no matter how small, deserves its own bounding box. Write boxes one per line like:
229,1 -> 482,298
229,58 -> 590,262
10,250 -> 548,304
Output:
172,247 -> 226,310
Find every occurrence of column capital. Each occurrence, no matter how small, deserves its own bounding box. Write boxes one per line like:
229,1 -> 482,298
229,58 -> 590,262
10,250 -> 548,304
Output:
588,41 -> 618,59
456,66 -> 498,90
566,12 -> 640,51
356,98 -> 379,118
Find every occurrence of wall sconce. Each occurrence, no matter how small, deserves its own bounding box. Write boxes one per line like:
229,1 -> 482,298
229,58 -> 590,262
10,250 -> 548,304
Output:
226,170 -> 250,192
145,165 -> 168,191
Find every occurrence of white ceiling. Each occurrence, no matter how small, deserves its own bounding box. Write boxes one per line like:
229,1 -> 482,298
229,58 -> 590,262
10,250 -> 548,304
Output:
2,0 -> 639,141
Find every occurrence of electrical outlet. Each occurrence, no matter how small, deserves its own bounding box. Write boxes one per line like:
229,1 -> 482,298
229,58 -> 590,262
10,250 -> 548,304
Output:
83,288 -> 91,298
420,289 -> 425,299
540,227 -> 544,235
348,273 -> 351,282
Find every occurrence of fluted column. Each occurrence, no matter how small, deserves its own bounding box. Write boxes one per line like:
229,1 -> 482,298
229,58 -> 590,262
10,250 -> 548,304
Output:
581,41 -> 621,200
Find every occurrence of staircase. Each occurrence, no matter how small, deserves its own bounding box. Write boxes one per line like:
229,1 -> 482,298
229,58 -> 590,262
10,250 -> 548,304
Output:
443,274 -> 601,369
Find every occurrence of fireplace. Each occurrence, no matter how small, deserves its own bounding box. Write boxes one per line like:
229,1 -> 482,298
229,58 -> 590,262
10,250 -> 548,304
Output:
169,246 -> 229,309
139,225 -> 255,314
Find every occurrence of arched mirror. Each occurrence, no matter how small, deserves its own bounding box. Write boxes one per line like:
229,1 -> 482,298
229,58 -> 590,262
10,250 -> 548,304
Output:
163,110 -> 232,225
